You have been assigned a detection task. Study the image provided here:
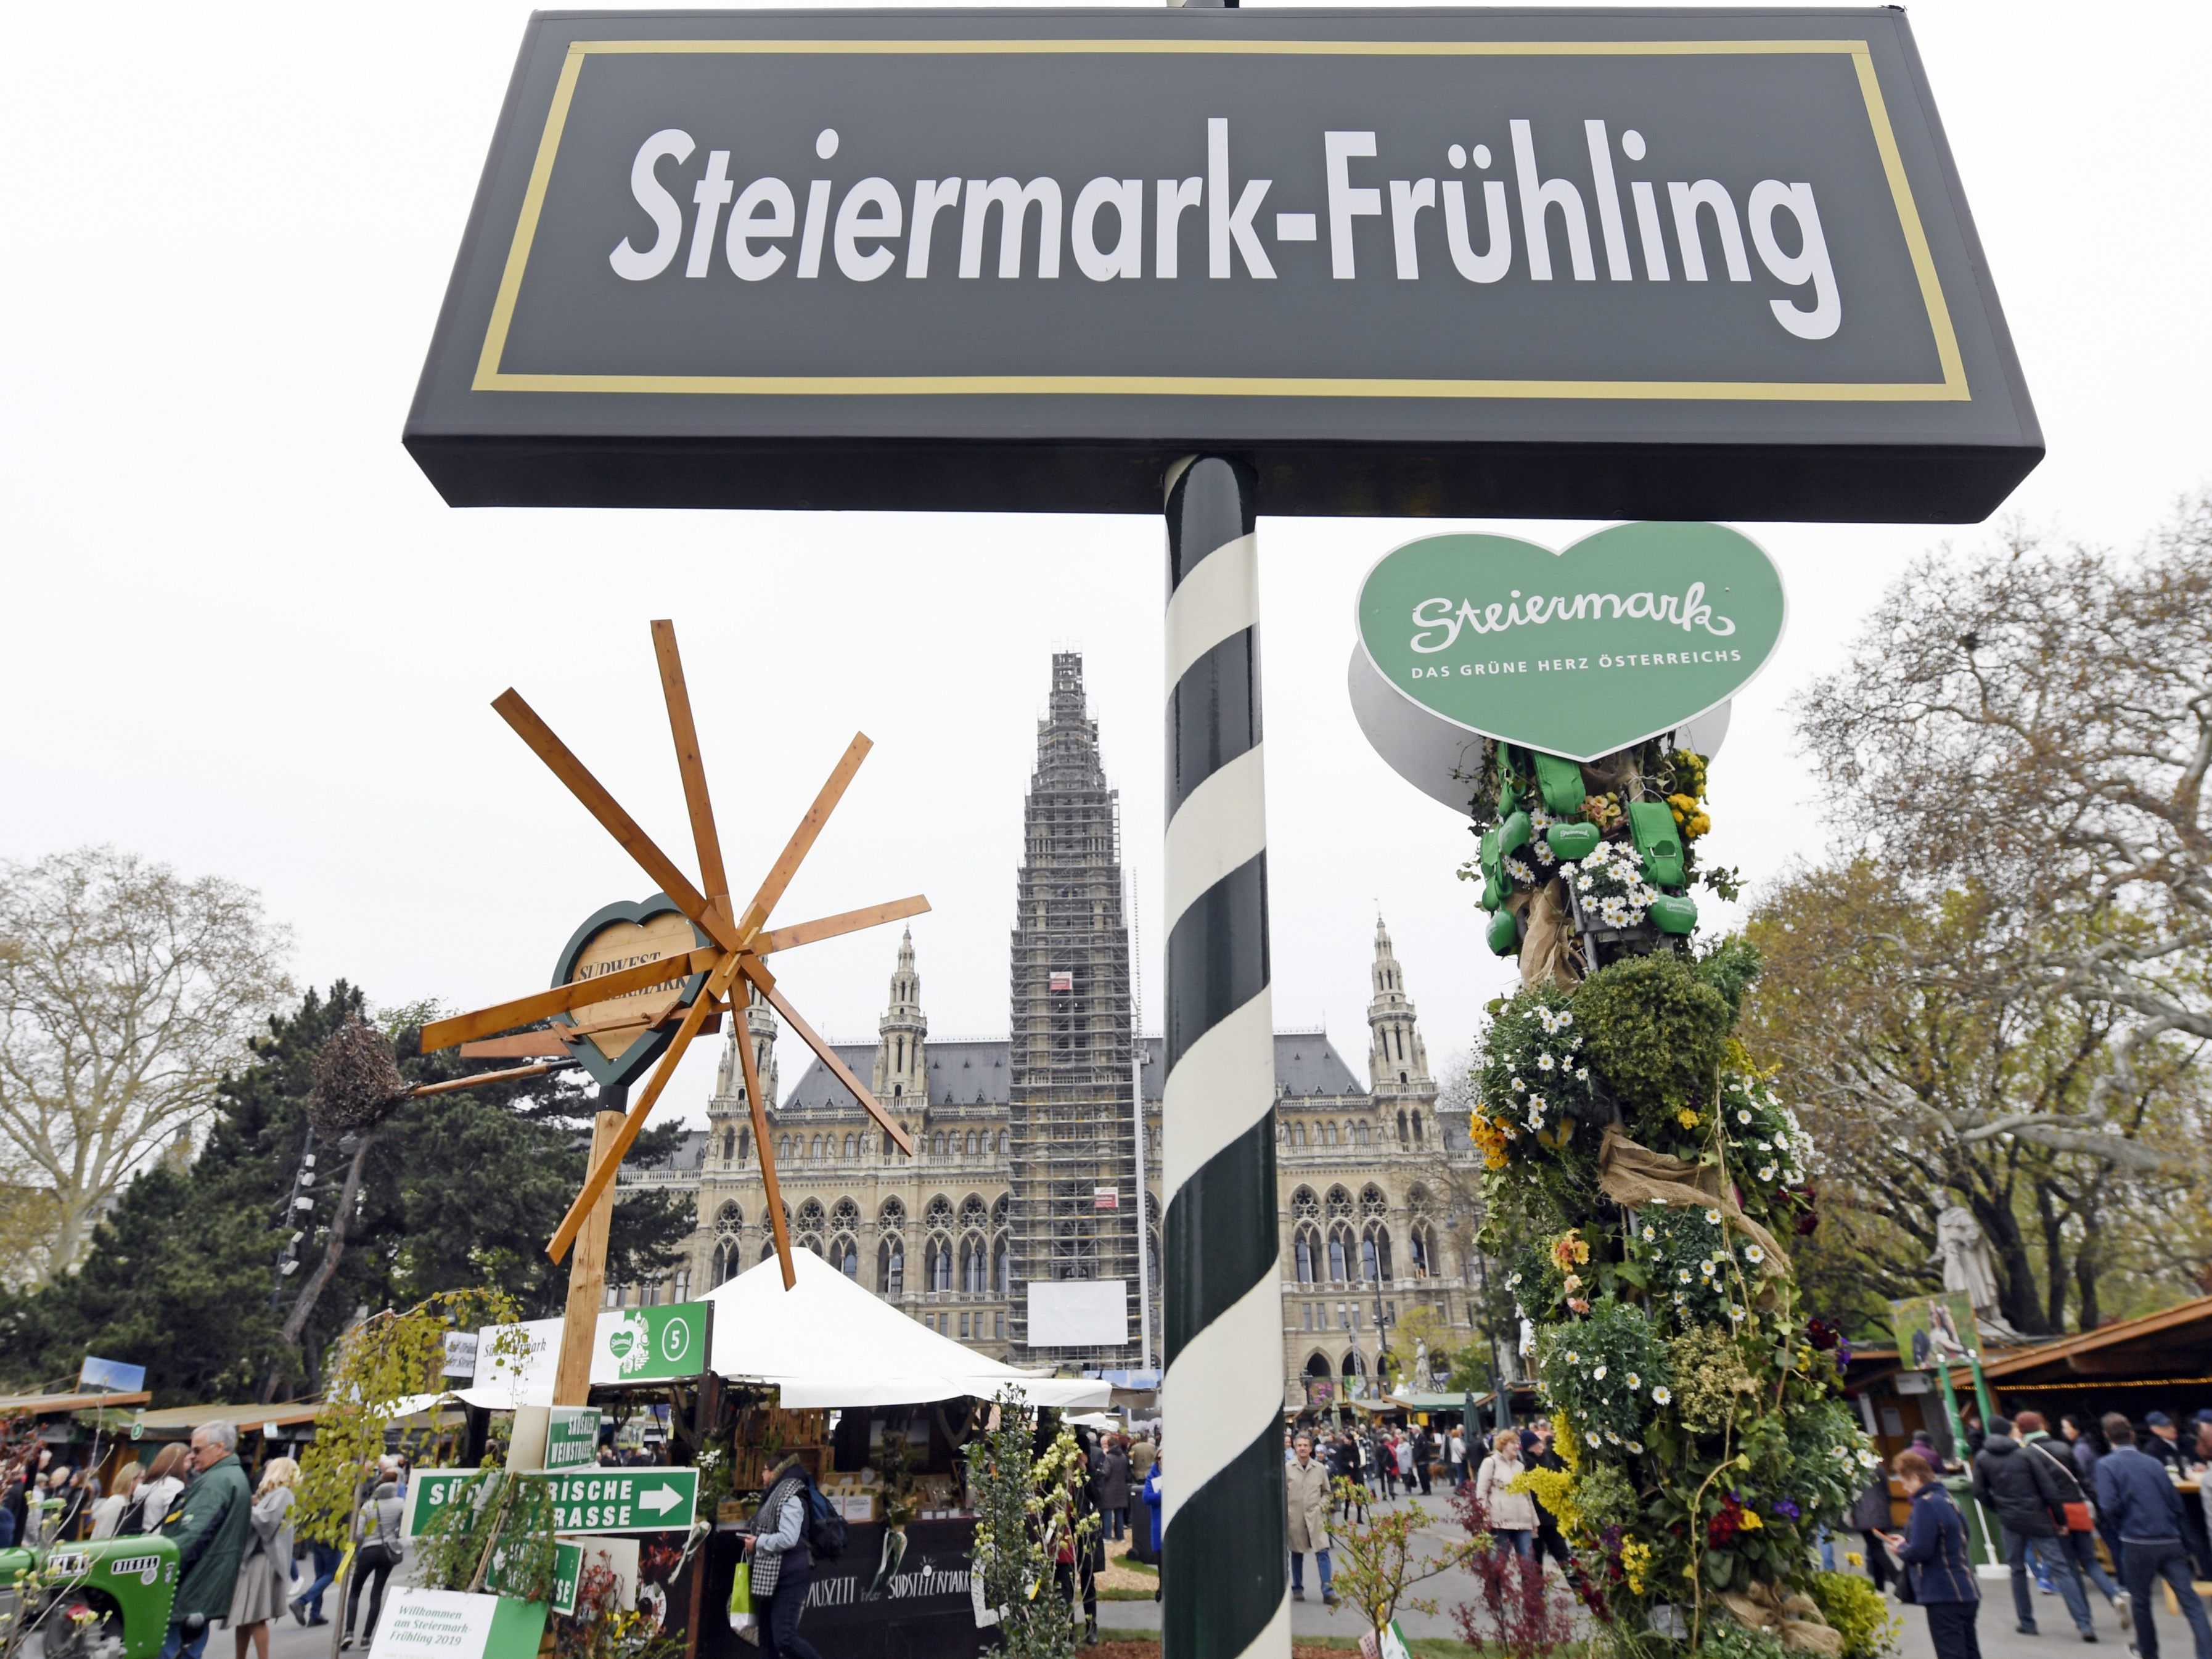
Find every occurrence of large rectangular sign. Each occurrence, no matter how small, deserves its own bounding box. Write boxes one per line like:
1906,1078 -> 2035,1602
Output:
408,8 -> 2036,523
408,1469 -> 698,1537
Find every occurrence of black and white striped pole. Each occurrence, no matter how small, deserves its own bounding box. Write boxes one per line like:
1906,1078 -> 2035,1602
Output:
1162,454 -> 1288,1659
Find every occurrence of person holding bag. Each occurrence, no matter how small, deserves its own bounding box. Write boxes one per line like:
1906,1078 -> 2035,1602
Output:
340,1470 -> 404,1651
745,1455 -> 823,1659
2018,1411 -> 2127,1624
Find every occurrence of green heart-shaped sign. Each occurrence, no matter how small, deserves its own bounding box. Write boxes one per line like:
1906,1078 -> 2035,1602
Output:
1354,523 -> 1787,763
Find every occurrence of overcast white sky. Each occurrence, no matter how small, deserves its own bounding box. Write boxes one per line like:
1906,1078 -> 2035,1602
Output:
4,1 -> 2208,1131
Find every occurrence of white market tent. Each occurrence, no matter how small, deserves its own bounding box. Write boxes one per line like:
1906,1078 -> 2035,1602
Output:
702,1248 -> 1111,1410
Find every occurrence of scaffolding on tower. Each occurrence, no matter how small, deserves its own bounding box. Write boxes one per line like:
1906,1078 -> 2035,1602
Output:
1006,653 -> 1142,1362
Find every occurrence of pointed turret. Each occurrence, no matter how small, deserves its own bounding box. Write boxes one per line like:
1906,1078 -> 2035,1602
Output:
872,927 -> 928,1107
1366,914 -> 1432,1097
708,984 -> 779,1165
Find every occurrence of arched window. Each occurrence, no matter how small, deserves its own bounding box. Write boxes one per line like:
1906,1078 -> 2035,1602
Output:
1305,1351 -> 1333,1380
809,1134 -> 823,1160
927,1235 -> 954,1292
878,1234 -> 906,1296
1323,1121 -> 1338,1147
1290,1188 -> 1321,1284
1342,1350 -> 1366,1379
1361,1224 -> 1393,1283
1409,1221 -> 1434,1279
832,1198 -> 861,1234
844,1134 -> 856,1160
1360,1184 -> 1388,1219
926,1195 -> 954,1231
711,1202 -> 743,1285
993,1233 -> 1010,1295
1290,1121 -> 1306,1149
960,1195 -> 989,1234
1396,1110 -> 1409,1144
723,1129 -> 736,1162
737,1128 -> 750,1161
1411,1113 -> 1423,1144
997,1129 -> 1010,1155
760,1237 -> 780,1263
1326,1186 -> 1354,1221
932,1131 -> 946,1157
966,1131 -> 979,1157
796,1199 -> 827,1258
1327,1227 -> 1352,1282
960,1234 -> 988,1294
832,1234 -> 859,1277
1354,1121 -> 1371,1148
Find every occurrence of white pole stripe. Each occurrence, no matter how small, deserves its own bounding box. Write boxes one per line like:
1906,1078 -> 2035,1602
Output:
1228,1592 -> 1293,1659
1164,530 -> 1259,691
1161,745 -> 1268,933
1160,987 -> 1275,1203
1160,1271 -> 1286,1534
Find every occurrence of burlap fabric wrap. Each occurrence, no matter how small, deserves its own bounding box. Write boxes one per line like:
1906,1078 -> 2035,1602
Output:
1595,1123 -> 1794,1284
1716,1583 -> 1845,1657
1514,879 -> 1581,990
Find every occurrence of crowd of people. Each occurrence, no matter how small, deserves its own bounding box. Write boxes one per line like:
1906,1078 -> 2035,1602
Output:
1855,1409 -> 2212,1659
0,1425 -> 412,1659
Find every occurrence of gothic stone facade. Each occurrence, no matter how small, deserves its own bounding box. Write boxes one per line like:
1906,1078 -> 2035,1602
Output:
616,918 -> 1483,1410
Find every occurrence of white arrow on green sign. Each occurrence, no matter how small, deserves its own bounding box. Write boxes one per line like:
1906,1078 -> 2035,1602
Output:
407,1469 -> 698,1538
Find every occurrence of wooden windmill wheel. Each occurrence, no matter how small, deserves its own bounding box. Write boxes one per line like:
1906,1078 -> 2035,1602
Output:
418,620 -> 922,1289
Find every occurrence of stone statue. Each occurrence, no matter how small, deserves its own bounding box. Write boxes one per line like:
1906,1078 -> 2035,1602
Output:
1932,1204 -> 2003,1315
1415,1338 -> 1430,1388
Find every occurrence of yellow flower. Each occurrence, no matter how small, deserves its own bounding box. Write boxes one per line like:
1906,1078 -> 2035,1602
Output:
1740,1510 -> 1763,1531
1846,1552 -> 1865,1568
1677,1108 -> 1702,1129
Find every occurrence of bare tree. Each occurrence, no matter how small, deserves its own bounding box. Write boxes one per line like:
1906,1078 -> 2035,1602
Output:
1741,859 -> 2205,1334
1797,496 -> 2212,1163
0,846 -> 293,1279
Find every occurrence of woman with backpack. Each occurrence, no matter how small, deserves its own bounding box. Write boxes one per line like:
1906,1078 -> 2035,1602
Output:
91,1464 -> 143,1540
340,1466 -> 405,1651
135,1444 -> 192,1535
747,1454 -> 825,1659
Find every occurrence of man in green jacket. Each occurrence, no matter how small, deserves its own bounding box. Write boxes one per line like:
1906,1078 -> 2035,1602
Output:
158,1422 -> 253,1659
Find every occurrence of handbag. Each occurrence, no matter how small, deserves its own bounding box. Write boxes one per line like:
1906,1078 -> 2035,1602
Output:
727,1560 -> 757,1637
2062,1501 -> 2095,1532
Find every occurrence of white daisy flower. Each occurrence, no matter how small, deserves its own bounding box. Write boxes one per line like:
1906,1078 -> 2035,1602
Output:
1627,1441 -> 1645,1454
1592,1364 -> 1607,1380
1652,1386 -> 1673,1406
1677,1269 -> 1692,1284
1758,1165 -> 1777,1182
1744,1245 -> 1765,1264
1626,1372 -> 1642,1391
1700,1260 -> 1716,1277
1737,1110 -> 1752,1124
1704,1208 -> 1722,1225
1642,1225 -> 1657,1242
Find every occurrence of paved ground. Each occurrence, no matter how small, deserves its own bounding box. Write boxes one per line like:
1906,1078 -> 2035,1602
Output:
1097,1493 -> 2195,1655
240,1509 -> 2209,1658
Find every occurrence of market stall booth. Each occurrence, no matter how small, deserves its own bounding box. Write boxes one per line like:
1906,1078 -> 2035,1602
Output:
690,1250 -> 1111,1659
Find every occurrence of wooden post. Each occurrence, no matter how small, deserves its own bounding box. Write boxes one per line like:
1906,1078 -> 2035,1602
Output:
556,1108 -> 627,1407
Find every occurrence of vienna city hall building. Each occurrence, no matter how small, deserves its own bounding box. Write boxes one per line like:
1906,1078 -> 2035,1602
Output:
617,654 -> 1486,1409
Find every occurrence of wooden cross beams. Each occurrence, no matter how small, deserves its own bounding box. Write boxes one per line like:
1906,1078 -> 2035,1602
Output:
416,619 -> 924,1290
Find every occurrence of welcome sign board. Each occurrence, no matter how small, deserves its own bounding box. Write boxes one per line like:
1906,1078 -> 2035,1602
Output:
406,9 -> 2038,524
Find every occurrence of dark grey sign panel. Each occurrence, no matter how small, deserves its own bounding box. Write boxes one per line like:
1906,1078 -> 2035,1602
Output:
404,9 -> 2039,522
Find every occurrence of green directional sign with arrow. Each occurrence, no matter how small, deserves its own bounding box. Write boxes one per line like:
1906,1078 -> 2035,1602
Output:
407,1469 -> 698,1537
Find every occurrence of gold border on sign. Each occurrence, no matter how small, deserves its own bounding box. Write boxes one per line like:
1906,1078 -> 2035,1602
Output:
471,38 -> 1969,404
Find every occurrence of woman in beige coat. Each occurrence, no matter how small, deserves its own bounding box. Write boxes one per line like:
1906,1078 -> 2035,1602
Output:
1284,1434 -> 1338,1608
1473,1428 -> 1539,1557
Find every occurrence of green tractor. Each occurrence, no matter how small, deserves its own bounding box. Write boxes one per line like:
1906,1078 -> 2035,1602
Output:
0,1536 -> 181,1659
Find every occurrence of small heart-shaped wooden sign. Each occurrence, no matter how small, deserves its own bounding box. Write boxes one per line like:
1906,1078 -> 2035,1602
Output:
551,895 -> 713,1088
1355,523 -> 1787,764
